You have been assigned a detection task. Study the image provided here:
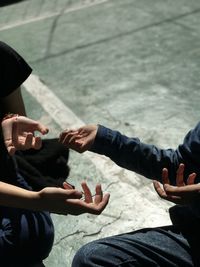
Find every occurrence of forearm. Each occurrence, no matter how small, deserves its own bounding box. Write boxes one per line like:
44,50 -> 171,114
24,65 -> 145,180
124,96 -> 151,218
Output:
90,125 -> 181,183
0,181 -> 39,210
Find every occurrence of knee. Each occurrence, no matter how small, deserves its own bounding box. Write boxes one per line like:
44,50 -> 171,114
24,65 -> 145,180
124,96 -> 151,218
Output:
72,241 -> 102,267
72,243 -> 92,267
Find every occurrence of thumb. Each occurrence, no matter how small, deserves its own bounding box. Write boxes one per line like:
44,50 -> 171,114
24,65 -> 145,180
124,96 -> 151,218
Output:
67,189 -> 82,199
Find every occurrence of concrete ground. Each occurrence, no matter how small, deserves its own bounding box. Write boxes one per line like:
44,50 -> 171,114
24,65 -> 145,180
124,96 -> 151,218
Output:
1,0 -> 200,266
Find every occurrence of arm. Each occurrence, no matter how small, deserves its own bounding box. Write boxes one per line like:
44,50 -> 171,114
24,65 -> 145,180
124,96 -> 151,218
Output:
60,123 -> 200,184
90,125 -> 181,182
0,180 -> 110,215
60,125 -> 181,183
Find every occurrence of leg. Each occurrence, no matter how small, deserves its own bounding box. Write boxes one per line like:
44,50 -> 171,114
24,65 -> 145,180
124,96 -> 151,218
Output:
0,173 -> 54,266
72,226 -> 195,267
0,207 -> 54,266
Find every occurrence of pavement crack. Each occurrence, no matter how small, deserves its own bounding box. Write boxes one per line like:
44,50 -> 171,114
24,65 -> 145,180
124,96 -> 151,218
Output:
83,211 -> 122,237
45,1 -> 69,57
54,230 -> 86,246
104,181 -> 119,191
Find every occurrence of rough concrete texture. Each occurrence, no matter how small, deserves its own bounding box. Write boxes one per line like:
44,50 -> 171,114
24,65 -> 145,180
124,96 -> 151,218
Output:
1,0 -> 200,266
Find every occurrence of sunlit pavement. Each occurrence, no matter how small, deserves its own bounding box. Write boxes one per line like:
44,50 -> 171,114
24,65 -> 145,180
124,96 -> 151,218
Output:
1,0 -> 200,266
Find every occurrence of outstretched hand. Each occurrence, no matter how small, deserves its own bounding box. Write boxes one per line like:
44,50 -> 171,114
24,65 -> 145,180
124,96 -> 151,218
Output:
1,115 -> 49,155
59,125 -> 98,153
153,163 -> 200,205
39,181 -> 110,215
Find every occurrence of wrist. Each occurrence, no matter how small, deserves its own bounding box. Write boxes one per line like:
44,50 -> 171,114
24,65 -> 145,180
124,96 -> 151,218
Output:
23,191 -> 42,211
14,190 -> 48,212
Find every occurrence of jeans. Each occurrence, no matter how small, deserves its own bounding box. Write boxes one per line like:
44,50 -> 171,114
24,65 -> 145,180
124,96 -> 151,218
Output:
0,172 -> 54,266
72,226 -> 199,267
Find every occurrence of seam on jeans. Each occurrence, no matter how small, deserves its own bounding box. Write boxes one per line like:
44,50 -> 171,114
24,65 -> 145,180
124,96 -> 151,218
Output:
114,258 -> 138,267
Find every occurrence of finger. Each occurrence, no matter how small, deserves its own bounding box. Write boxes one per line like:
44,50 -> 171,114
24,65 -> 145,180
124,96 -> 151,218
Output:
63,181 -> 75,189
164,183 -> 200,195
59,130 -> 78,144
61,132 -> 77,146
35,122 -> 49,135
163,184 -> 179,195
162,168 -> 170,184
59,130 -> 70,143
176,163 -> 185,186
32,136 -> 42,150
153,180 -> 168,198
16,116 -> 49,135
94,184 -> 103,204
187,173 -> 196,185
15,133 -> 33,151
67,193 -> 110,215
81,181 -> 93,203
23,133 -> 33,149
68,133 -> 80,145
153,181 -> 182,204
59,131 -> 67,143
92,193 -> 110,214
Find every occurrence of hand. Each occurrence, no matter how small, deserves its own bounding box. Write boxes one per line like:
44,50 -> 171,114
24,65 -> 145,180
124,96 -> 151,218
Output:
63,181 -> 110,215
39,181 -> 110,215
153,163 -> 200,205
1,115 -> 49,155
59,125 -> 98,153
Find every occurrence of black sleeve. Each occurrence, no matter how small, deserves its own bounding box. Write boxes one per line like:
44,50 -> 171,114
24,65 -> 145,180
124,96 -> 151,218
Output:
0,41 -> 32,97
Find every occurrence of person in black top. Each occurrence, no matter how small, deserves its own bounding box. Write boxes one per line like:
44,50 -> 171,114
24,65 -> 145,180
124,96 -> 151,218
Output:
0,41 -> 110,267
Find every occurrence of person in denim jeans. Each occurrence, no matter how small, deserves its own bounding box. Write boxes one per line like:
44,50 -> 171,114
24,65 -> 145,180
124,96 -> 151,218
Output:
60,124 -> 200,266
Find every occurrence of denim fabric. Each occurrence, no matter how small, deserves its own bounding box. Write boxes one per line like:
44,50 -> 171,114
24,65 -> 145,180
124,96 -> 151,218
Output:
91,123 -> 200,183
0,172 -> 54,266
72,226 -> 198,267
83,124 -> 200,267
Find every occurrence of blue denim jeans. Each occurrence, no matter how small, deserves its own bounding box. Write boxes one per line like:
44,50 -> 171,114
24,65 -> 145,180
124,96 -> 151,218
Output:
0,172 -> 54,266
72,226 -> 199,267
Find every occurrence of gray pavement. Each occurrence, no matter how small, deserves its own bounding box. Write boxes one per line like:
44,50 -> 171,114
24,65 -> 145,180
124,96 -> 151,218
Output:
1,0 -> 200,266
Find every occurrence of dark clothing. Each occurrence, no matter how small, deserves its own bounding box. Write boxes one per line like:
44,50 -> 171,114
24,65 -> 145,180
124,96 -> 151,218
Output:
91,124 -> 200,184
0,172 -> 54,266
91,125 -> 200,231
0,41 -> 32,183
73,226 -> 195,267
72,124 -> 200,267
15,138 -> 70,191
0,41 -> 32,97
0,42 -> 69,190
0,41 -> 54,265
